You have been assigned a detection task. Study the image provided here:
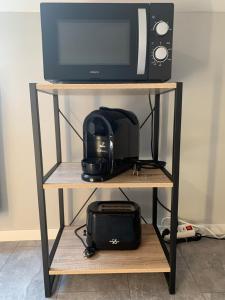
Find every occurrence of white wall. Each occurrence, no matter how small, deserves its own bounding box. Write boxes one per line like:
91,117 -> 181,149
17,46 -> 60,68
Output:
0,4 -> 225,239
0,0 -> 225,13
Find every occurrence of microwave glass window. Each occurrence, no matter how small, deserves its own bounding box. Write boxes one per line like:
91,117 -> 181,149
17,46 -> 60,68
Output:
58,20 -> 130,65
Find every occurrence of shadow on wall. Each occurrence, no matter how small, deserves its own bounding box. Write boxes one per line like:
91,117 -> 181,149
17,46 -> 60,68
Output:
158,93 -> 170,223
63,94 -> 103,224
172,7 -> 224,223
63,95 -> 76,224
205,63 -> 223,224
0,90 -> 8,212
172,10 -> 212,81
161,5 -> 218,223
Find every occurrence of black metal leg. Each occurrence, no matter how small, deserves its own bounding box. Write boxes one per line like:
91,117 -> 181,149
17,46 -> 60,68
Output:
153,94 -> 160,162
152,94 -> 160,226
58,189 -> 64,228
53,95 -> 65,228
169,82 -> 183,294
29,83 -> 53,297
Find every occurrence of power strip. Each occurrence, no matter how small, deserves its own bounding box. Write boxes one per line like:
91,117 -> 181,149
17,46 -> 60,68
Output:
164,224 -> 196,241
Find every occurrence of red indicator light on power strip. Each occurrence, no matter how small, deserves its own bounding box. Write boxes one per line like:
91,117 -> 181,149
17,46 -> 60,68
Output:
186,225 -> 193,231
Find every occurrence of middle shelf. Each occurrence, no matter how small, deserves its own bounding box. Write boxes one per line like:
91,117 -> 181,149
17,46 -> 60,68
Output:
43,162 -> 173,189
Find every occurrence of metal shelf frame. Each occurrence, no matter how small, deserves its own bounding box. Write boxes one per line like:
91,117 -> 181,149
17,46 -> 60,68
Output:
29,82 -> 183,297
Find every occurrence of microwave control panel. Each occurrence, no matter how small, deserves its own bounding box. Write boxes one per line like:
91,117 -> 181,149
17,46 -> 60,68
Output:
148,3 -> 174,81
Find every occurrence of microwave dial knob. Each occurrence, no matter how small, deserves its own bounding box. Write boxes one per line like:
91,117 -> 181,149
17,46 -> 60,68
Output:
153,46 -> 168,61
155,21 -> 169,36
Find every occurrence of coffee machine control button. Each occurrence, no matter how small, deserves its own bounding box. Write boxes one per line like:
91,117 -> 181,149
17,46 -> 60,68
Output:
153,46 -> 168,61
155,21 -> 169,36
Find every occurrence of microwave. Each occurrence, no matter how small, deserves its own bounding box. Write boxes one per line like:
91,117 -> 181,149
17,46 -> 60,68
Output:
40,3 -> 174,82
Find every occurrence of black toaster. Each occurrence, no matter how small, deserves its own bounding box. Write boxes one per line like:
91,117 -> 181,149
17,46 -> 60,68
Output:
86,201 -> 141,250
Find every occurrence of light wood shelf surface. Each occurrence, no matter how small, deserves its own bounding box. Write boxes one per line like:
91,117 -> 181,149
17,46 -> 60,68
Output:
43,162 -> 173,189
49,224 -> 170,275
36,82 -> 177,95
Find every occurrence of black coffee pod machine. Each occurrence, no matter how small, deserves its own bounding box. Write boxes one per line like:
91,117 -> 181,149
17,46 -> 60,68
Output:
81,107 -> 139,182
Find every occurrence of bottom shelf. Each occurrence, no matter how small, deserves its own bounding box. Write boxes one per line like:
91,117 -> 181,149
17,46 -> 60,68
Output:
49,224 -> 170,275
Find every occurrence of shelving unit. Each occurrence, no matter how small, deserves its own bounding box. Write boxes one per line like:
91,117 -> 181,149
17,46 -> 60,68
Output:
29,82 -> 183,297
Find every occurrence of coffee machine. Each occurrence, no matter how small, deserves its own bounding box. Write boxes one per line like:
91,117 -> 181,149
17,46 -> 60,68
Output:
81,107 -> 139,182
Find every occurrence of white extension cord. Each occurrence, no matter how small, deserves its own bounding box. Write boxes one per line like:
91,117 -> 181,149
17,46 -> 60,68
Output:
161,216 -> 225,240
163,223 -> 196,241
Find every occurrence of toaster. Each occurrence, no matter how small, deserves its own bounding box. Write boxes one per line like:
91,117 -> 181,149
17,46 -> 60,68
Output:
86,201 -> 141,250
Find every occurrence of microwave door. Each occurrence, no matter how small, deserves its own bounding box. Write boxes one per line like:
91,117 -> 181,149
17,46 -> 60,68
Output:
137,8 -> 147,75
41,3 -> 149,82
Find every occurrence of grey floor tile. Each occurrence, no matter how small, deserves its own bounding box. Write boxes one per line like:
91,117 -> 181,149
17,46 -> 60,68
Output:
130,290 -> 174,300
174,295 -> 205,300
179,239 -> 225,293
179,239 -> 225,271
128,271 -> 202,300
179,239 -> 225,257
176,244 -> 221,299
203,293 -> 225,300
128,250 -> 202,300
0,241 -> 18,269
17,239 -> 54,250
17,240 -> 42,247
23,268 -> 59,300
59,274 -> 129,293
0,246 -> 57,300
176,248 -> 188,270
181,252 -> 225,293
175,266 -> 201,295
56,290 -> 130,300
128,273 -> 169,296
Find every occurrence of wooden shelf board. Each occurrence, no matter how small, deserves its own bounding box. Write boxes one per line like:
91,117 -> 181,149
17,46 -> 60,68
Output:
43,162 -> 173,189
49,224 -> 170,275
36,82 -> 176,96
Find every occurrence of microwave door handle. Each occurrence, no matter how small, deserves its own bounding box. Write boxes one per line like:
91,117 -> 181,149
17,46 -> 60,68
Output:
137,8 -> 147,75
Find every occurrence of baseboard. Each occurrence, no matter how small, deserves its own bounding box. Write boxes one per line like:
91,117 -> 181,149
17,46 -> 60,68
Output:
0,229 -> 58,242
196,224 -> 225,236
1,224 -> 225,242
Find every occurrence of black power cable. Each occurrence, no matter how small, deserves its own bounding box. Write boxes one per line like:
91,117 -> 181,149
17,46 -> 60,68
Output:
132,159 -> 166,176
74,224 -> 87,248
157,198 -> 171,213
74,225 -> 96,258
140,109 -> 155,129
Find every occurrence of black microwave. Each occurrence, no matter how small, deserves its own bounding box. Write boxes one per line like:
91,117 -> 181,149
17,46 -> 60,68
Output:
40,3 -> 174,82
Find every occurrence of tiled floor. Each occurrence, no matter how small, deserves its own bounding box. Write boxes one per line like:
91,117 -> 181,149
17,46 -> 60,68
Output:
0,239 -> 225,300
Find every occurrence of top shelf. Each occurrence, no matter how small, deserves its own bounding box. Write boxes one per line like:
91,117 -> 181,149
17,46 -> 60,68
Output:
36,82 -> 177,96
